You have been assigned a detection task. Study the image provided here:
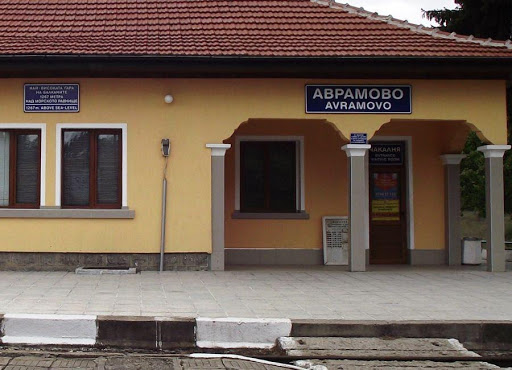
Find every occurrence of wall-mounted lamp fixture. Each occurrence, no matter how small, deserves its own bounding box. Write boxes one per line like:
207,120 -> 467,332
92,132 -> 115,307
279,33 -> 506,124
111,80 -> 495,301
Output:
161,138 -> 170,157
164,94 -> 174,104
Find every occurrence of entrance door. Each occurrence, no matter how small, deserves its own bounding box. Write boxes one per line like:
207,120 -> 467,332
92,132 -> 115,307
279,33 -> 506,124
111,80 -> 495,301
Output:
369,142 -> 407,264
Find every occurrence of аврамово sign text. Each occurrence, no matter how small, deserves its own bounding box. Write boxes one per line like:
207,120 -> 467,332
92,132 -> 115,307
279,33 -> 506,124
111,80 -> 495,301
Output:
305,85 -> 411,114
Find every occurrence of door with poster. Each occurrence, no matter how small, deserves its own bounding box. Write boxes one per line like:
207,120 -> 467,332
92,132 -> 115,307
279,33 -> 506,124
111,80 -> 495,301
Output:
369,142 -> 407,264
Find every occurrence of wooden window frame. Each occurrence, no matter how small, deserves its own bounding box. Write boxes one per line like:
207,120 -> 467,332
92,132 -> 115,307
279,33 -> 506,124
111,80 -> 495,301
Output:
0,129 -> 41,209
61,129 -> 122,209
240,140 -> 298,213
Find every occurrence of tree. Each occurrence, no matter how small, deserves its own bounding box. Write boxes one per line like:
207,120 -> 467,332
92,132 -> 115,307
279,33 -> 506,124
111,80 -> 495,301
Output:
424,0 -> 512,216
423,0 -> 512,41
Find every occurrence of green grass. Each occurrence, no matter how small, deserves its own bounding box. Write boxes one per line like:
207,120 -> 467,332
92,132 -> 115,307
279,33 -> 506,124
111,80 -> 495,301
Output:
460,211 -> 512,241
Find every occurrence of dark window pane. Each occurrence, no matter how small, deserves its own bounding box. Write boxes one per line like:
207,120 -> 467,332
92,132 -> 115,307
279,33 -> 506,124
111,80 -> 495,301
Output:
268,142 -> 296,212
240,141 -> 297,213
15,134 -> 40,204
241,142 -> 266,211
63,131 -> 90,206
97,134 -> 120,204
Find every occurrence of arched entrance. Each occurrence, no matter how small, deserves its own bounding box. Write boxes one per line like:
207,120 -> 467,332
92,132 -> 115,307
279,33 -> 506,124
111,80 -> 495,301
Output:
205,116 -> 509,272
369,119 -> 475,265
222,118 -> 348,266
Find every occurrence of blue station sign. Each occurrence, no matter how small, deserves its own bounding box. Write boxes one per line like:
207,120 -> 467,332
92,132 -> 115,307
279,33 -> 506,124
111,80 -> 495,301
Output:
305,85 -> 411,114
24,84 -> 79,113
369,143 -> 404,165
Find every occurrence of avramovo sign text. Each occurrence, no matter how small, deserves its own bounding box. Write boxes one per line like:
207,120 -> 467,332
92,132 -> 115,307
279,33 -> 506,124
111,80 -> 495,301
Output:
305,85 -> 412,114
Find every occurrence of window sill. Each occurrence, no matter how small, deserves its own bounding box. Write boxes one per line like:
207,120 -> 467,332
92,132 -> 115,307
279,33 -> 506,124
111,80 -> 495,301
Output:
232,211 -> 309,220
0,208 -> 135,219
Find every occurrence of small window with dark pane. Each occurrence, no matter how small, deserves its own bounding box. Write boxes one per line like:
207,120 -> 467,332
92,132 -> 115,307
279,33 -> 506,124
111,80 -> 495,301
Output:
62,129 -> 121,209
240,141 -> 298,213
0,130 -> 41,208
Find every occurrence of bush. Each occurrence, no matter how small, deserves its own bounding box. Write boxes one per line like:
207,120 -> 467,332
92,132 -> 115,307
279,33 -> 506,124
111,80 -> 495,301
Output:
506,222 -> 512,242
460,130 -> 512,218
460,132 -> 486,217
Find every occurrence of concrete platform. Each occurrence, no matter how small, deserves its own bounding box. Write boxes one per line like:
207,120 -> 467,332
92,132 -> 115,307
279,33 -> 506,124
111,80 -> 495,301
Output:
0,265 -> 509,319
0,266 -> 509,349
277,337 -> 481,359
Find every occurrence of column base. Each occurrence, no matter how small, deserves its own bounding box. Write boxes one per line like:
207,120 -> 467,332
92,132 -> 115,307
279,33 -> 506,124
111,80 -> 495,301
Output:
409,250 -> 446,265
225,248 -> 323,265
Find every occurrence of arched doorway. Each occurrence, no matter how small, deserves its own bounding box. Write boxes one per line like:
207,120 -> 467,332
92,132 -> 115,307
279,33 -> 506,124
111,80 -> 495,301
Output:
222,118 -> 348,266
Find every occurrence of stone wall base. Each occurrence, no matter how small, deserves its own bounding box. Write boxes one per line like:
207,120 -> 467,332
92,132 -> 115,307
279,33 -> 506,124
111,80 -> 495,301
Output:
0,253 -> 210,271
225,248 -> 323,265
409,249 -> 446,265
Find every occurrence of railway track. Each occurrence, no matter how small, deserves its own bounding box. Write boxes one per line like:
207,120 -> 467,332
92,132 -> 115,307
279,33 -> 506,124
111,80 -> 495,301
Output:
0,336 -> 511,369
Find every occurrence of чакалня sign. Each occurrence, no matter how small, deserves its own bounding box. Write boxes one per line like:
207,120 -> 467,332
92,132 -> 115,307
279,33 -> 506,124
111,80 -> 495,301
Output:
370,142 -> 404,165
24,84 -> 79,113
305,85 -> 411,114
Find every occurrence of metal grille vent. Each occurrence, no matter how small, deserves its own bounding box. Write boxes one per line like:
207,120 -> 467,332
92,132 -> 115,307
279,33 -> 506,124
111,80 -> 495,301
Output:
322,216 -> 348,265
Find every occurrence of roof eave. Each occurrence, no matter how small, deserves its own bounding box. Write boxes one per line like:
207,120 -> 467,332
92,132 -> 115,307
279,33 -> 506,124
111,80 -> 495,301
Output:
0,55 -> 511,80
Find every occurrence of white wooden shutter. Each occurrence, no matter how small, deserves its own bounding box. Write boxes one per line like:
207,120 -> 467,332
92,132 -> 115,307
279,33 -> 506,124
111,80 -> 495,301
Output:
0,132 -> 9,206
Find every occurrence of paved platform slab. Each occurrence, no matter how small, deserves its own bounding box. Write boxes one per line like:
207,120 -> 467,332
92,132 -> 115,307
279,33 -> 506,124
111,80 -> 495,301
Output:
0,266 -> 509,321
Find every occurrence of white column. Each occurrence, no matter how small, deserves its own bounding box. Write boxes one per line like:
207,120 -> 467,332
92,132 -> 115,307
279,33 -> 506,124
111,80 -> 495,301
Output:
440,154 -> 466,266
342,144 -> 371,272
206,144 -> 231,271
477,145 -> 511,272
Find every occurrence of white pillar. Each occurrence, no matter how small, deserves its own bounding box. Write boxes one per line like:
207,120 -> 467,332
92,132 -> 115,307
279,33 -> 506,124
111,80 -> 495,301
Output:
440,154 -> 466,266
477,145 -> 511,272
206,144 -> 231,271
342,144 -> 371,272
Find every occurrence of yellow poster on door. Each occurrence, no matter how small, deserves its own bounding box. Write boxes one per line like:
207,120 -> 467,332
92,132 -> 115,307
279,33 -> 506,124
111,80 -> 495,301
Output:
371,173 -> 400,221
372,200 -> 400,221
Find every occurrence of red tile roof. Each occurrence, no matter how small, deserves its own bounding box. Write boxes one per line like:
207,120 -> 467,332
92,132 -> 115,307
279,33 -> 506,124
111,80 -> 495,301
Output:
0,0 -> 510,58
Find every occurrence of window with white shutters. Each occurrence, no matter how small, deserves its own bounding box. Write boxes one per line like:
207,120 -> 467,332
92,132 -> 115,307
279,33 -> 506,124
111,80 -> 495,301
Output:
0,130 -> 41,208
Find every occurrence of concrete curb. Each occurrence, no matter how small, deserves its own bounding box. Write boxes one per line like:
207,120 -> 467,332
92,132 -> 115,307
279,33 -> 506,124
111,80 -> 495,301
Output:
0,315 -> 511,350
196,318 -> 292,349
290,319 -> 512,348
96,316 -> 196,349
1,314 -> 96,346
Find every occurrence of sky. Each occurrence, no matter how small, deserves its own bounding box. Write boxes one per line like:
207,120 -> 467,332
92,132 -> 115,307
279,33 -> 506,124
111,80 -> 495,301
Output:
341,0 -> 459,26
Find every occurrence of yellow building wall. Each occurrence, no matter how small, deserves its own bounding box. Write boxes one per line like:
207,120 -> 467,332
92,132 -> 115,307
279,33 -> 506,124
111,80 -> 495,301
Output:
224,119 -> 348,249
225,121 -> 466,252
0,78 -> 507,253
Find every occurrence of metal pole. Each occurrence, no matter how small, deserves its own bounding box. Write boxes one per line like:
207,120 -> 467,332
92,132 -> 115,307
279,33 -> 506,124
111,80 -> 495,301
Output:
159,177 -> 167,272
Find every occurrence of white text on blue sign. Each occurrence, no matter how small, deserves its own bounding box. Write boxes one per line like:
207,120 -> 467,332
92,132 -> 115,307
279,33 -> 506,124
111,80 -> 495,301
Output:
24,84 -> 80,113
305,85 -> 411,114
350,133 -> 368,144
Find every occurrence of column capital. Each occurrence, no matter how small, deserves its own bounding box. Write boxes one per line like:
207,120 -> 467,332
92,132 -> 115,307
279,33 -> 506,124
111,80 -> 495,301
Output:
477,145 -> 511,158
206,144 -> 231,157
342,144 -> 371,157
440,154 -> 467,165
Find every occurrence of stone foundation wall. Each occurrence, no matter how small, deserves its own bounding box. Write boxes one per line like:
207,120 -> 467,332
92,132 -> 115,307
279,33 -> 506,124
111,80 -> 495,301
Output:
0,253 -> 210,271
